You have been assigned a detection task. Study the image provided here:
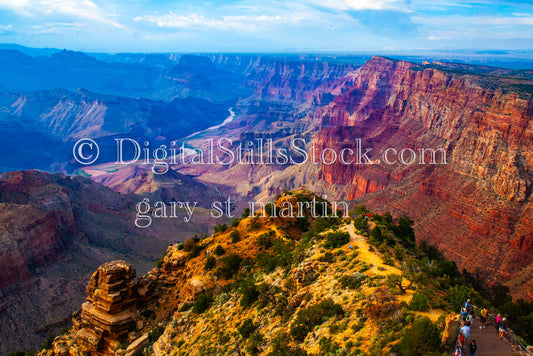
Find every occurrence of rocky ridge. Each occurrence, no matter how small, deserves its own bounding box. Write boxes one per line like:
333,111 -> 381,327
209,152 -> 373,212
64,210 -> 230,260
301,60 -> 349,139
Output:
38,192 -> 532,355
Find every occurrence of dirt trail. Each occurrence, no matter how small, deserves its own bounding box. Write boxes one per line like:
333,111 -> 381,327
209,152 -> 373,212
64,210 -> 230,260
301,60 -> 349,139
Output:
341,223 -> 448,321
341,223 -> 401,276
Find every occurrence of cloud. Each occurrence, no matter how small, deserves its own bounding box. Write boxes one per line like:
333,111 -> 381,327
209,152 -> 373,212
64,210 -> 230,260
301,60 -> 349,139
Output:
0,24 -> 16,35
0,0 -> 531,51
0,0 -> 124,28
134,11 -> 306,32
30,22 -> 85,34
309,0 -> 410,12
0,0 -> 31,15
413,14 -> 533,26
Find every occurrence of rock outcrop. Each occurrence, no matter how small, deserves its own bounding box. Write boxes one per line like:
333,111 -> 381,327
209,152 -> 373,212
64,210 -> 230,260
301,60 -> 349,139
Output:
75,260 -> 137,355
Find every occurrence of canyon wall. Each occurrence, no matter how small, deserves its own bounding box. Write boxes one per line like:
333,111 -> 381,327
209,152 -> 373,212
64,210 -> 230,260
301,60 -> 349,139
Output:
0,170 -> 216,354
310,56 -> 533,298
211,54 -> 358,102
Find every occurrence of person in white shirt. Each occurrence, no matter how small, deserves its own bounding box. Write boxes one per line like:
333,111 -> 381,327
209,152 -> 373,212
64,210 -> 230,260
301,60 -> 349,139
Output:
461,323 -> 471,339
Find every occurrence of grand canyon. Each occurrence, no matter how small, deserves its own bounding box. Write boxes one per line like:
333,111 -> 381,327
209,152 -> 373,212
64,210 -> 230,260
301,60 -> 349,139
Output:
0,47 -> 532,355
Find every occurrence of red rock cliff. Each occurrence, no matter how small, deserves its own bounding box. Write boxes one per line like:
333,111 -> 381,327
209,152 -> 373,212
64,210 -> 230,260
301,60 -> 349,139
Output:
0,170 -> 77,289
312,56 -> 533,299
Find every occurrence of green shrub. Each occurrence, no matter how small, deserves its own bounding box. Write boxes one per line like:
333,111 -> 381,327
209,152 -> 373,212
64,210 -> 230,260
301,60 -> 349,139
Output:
393,245 -> 406,261
231,218 -> 240,227
432,260 -> 460,279
240,281 -> 260,307
352,322 -> 363,333
179,302 -> 193,312
393,216 -> 415,246
339,273 -> 366,289
182,237 -> 198,251
324,231 -> 350,249
370,226 -> 383,242
249,217 -> 260,230
354,217 -> 368,232
193,293 -> 213,314
328,321 -> 347,334
395,317 -> 441,356
182,237 -> 203,258
446,284 -> 478,311
268,332 -> 308,356
410,293 -> 430,311
318,337 -> 341,354
295,217 -> 310,232
148,325 -> 165,345
246,331 -> 263,355
311,217 -> 339,235
41,333 -> 55,350
238,318 -> 257,338
256,233 -> 273,249
290,299 -> 344,341
265,202 -> 276,216
216,253 -> 242,279
204,256 -> 216,270
358,262 -> 370,273
214,245 -> 226,256
383,254 -> 395,266
255,239 -> 293,273
318,252 -> 335,263
230,230 -> 241,243
214,224 -> 228,234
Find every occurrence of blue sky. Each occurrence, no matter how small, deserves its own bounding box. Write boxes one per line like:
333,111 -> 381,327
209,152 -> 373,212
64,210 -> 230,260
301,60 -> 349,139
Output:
0,0 -> 532,52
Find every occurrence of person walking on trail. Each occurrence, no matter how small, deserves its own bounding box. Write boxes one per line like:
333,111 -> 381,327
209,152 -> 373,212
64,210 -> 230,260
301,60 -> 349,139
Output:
464,299 -> 472,313
495,313 -> 502,331
480,307 -> 488,329
458,332 -> 465,349
469,340 -> 477,356
453,344 -> 462,356
461,322 -> 471,340
461,307 -> 469,324
499,317 -> 507,339
467,310 -> 474,327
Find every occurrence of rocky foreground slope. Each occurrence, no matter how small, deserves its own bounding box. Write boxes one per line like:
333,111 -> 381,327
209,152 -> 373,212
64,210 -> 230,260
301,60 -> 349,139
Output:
38,192 -> 532,355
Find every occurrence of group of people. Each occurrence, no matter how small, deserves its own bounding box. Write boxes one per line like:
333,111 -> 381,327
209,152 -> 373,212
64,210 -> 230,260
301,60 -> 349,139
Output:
452,299 -> 509,356
453,299 -> 477,356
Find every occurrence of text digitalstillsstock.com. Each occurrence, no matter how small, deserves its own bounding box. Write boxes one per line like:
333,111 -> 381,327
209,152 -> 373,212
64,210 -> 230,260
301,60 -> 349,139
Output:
134,196 -> 350,228
73,137 -> 447,228
73,137 -> 448,174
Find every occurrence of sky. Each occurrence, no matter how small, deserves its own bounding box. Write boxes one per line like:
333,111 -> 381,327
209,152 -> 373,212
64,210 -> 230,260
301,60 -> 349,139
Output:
0,0 -> 532,52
